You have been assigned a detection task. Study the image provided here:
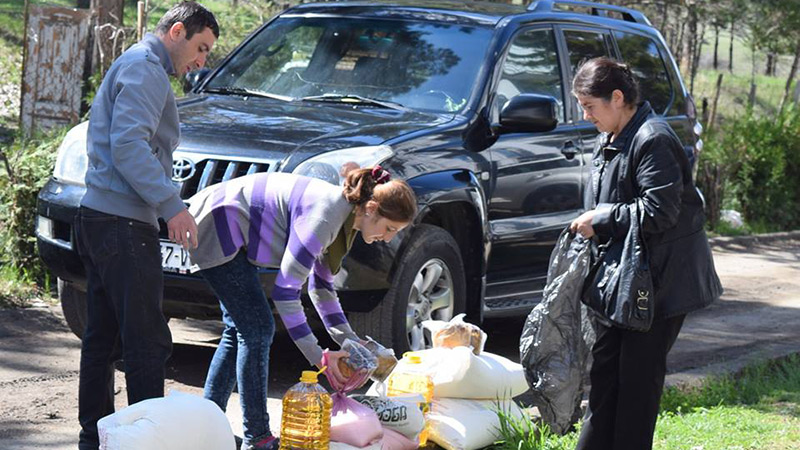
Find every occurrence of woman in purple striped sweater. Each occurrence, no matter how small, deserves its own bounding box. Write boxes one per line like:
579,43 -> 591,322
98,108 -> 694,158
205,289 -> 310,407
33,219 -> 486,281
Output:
187,167 -> 416,450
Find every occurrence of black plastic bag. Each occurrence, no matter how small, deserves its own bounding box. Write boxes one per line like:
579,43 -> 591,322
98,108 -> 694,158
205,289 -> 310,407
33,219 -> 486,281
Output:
519,228 -> 595,434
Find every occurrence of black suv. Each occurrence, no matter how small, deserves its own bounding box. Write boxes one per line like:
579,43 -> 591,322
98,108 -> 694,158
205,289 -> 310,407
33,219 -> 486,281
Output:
37,0 -> 702,352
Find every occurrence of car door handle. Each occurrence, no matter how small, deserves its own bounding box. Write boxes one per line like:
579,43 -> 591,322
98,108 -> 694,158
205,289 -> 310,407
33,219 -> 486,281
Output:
561,141 -> 578,160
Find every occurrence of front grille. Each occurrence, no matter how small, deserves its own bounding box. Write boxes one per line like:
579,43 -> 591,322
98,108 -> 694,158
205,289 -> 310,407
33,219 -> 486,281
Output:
179,158 -> 270,199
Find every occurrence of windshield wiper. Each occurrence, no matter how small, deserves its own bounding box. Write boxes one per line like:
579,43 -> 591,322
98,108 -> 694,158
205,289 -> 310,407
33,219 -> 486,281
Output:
300,94 -> 408,111
204,86 -> 294,102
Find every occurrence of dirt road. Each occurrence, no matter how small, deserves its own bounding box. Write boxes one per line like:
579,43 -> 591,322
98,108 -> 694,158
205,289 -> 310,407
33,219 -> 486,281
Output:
1,237 -> 799,449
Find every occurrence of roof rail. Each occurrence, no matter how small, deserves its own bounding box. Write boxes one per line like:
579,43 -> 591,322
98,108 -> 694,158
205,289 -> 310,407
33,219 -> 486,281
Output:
528,0 -> 652,26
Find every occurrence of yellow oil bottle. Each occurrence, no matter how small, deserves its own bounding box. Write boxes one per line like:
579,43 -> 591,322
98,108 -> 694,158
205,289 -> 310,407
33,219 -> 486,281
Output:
385,353 -> 434,445
279,369 -> 332,450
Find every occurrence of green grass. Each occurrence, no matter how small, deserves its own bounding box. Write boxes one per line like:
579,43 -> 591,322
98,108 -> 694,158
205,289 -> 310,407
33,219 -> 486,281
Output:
692,68 -> 790,123
0,264 -> 45,308
493,355 -> 800,449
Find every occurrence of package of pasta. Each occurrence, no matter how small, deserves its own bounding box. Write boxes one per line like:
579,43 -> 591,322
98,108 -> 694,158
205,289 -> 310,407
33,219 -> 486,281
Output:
430,314 -> 486,355
337,339 -> 378,381
362,336 -> 398,382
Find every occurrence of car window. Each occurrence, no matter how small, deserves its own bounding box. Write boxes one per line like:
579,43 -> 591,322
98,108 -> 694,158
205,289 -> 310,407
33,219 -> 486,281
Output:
563,29 -> 612,118
613,31 -> 673,113
563,29 -> 611,76
205,17 -> 494,113
493,28 -> 565,123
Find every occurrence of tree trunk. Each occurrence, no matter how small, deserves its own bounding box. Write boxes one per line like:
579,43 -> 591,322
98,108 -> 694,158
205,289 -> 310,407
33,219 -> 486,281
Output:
749,42 -> 757,109
793,77 -> 800,104
729,19 -> 734,72
780,41 -> 800,112
691,21 -> 705,95
90,0 -> 124,26
766,53 -> 774,76
677,19 -> 687,71
713,24 -> 720,70
708,73 -> 724,132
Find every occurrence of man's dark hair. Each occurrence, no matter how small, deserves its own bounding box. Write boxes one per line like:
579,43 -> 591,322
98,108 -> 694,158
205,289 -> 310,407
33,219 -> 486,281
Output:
572,57 -> 640,106
155,1 -> 219,39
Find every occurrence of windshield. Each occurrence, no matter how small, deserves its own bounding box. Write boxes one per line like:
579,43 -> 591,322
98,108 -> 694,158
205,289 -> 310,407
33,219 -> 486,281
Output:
204,16 -> 493,113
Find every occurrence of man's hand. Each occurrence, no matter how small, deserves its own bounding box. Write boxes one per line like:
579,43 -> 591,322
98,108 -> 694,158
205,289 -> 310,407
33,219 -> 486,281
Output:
570,210 -> 597,239
167,209 -> 198,249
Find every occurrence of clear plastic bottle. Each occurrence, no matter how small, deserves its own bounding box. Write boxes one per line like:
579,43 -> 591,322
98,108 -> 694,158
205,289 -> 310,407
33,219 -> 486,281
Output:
385,353 -> 434,445
279,369 -> 332,450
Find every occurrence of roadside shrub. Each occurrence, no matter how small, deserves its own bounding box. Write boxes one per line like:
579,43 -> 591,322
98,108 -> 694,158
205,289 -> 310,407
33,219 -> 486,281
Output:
0,128 -> 64,285
697,106 -> 800,232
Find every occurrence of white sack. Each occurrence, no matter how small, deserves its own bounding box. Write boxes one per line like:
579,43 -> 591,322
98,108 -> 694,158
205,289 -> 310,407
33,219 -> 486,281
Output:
427,398 -> 525,450
97,390 -> 235,450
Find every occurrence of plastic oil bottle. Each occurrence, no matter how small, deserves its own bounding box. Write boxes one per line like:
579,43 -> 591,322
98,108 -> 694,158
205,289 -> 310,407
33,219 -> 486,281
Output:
385,353 -> 434,445
279,369 -> 332,450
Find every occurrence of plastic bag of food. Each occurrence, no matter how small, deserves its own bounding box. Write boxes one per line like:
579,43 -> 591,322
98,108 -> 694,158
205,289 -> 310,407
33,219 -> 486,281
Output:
330,393 -> 383,448
362,336 -> 398,382
332,339 -> 378,391
424,314 -> 486,355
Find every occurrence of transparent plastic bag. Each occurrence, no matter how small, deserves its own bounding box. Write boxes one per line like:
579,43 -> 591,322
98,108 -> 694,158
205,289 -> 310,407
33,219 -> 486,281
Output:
427,313 -> 486,355
362,336 -> 398,382
336,339 -> 378,386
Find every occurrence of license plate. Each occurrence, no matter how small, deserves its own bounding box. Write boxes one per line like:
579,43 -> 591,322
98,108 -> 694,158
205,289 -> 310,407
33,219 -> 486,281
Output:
160,241 -> 192,273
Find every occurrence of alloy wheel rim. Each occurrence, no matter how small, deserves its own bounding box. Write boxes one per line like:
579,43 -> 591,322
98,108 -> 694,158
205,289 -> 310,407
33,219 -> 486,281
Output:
406,258 -> 455,351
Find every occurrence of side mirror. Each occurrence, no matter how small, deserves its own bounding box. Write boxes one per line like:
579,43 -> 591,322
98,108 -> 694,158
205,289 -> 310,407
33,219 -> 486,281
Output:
497,94 -> 558,134
183,68 -> 211,94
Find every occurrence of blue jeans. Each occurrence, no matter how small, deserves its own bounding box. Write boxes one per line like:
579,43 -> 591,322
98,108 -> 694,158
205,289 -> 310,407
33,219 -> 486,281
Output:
201,251 -> 277,446
75,207 -> 173,450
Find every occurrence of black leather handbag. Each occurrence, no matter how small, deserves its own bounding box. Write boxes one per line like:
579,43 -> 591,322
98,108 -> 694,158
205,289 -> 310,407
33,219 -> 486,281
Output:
582,200 -> 654,332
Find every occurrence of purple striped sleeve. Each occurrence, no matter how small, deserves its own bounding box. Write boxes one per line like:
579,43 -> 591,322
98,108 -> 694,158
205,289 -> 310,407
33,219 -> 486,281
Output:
286,232 -> 317,271
309,275 -> 334,293
272,284 -> 300,301
314,299 -> 344,316
279,311 -> 308,329
322,312 -> 348,328
286,323 -> 313,341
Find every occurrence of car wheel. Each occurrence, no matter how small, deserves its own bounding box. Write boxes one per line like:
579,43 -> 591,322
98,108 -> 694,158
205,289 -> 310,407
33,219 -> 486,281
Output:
59,278 -> 87,339
349,224 -> 466,354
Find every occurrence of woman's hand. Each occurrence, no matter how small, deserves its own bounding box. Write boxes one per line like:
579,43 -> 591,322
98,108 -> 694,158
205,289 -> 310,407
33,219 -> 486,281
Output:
570,210 -> 597,239
319,350 -> 350,387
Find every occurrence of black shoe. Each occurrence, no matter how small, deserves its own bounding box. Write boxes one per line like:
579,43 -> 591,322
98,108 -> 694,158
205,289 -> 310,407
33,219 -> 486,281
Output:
241,436 -> 279,450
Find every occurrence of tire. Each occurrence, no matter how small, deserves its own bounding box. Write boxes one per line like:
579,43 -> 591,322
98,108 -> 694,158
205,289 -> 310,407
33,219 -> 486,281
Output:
349,224 -> 467,354
59,278 -> 87,339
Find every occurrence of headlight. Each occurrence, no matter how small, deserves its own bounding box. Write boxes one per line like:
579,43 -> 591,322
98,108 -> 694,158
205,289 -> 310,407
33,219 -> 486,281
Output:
53,121 -> 89,185
292,145 -> 394,185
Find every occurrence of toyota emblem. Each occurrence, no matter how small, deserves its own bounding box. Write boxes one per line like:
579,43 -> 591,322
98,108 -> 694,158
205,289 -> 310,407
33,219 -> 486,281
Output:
172,157 -> 196,182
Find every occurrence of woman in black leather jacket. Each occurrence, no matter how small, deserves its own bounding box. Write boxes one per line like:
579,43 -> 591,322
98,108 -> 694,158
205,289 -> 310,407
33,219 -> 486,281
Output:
569,57 -> 722,450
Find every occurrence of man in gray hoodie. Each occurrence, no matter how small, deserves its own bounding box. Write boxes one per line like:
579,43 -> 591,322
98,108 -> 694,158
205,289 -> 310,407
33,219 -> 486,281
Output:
75,3 -> 218,448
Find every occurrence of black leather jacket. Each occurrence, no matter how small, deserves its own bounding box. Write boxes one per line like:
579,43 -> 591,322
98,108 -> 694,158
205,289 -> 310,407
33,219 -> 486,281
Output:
586,102 -> 722,319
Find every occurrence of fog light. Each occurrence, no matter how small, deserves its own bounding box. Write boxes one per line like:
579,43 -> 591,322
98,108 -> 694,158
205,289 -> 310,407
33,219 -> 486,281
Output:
37,216 -> 54,239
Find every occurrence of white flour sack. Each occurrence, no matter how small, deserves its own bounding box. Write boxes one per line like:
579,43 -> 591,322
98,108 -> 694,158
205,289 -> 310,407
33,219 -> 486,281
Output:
350,394 -> 426,439
97,390 -> 235,450
379,347 -> 528,399
427,398 -> 526,450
